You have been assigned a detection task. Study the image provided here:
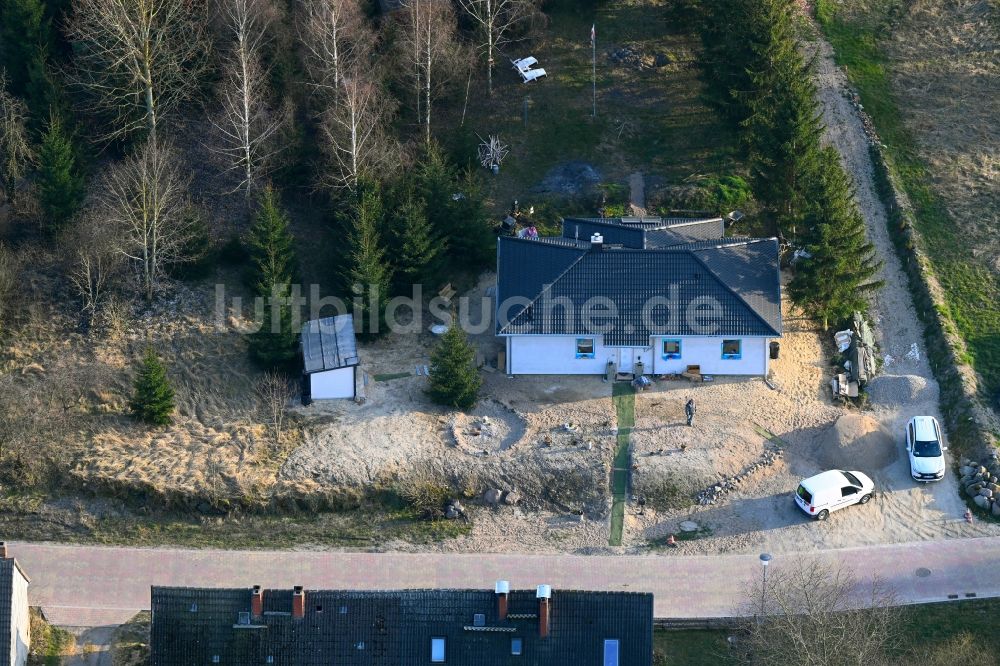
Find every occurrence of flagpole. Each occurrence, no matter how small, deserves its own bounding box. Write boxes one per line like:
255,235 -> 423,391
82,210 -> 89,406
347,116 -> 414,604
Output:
591,24 -> 597,118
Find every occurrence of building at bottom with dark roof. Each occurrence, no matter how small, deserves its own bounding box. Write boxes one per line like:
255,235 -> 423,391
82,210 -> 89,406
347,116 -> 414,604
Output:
150,582 -> 653,665
0,542 -> 30,666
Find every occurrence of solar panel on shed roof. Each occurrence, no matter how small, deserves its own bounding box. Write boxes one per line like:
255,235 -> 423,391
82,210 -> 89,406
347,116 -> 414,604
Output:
301,315 -> 359,374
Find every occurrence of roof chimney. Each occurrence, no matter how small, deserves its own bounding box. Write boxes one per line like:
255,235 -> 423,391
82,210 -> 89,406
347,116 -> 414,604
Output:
251,585 -> 263,618
537,585 -> 551,638
495,580 -> 510,621
292,586 -> 305,619
0,542 -> 7,559
590,233 -> 604,251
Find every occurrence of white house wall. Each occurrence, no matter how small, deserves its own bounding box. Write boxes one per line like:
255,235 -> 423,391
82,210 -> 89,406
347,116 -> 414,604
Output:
509,336 -> 618,375
506,335 -> 770,376
9,567 -> 29,666
651,336 -> 768,375
309,367 -> 356,399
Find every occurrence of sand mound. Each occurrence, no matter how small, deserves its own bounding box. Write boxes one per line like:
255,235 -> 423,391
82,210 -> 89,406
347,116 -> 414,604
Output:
866,374 -> 929,407
452,400 -> 528,454
819,414 -> 897,470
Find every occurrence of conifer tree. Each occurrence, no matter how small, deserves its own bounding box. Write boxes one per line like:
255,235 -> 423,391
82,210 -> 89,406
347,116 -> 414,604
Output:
788,148 -> 883,329
245,187 -> 299,367
393,195 -> 441,291
246,186 -> 296,295
740,0 -> 824,238
447,169 -> 495,270
427,322 -> 481,410
248,282 -> 299,368
342,184 -> 392,338
130,346 -> 175,425
0,0 -> 47,96
36,111 -> 84,231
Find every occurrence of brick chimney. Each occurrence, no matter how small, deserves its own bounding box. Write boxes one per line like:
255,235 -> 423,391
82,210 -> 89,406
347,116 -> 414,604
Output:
495,580 -> 510,621
537,585 -> 551,638
292,586 -> 305,619
251,585 -> 264,618
0,542 -> 7,559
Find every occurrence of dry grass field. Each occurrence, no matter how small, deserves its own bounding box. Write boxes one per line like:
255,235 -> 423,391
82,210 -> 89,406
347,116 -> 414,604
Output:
816,0 -> 1000,409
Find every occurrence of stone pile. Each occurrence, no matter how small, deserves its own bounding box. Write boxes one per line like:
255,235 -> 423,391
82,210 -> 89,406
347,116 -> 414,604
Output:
696,447 -> 783,506
844,89 -> 882,147
959,454 -> 1000,518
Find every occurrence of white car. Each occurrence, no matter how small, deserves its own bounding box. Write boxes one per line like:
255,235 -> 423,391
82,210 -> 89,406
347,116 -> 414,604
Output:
906,415 -> 947,482
794,470 -> 875,521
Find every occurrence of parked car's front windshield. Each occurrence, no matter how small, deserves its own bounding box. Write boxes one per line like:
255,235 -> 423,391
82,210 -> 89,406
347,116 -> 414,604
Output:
913,439 -> 942,457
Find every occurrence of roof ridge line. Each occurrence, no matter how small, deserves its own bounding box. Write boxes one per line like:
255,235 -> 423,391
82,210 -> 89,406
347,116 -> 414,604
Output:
497,248 -> 591,335
687,245 -> 781,336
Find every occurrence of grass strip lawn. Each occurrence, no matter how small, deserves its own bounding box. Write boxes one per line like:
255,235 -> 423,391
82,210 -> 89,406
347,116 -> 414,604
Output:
373,372 -> 412,382
610,382 -> 636,546
815,0 -> 1000,401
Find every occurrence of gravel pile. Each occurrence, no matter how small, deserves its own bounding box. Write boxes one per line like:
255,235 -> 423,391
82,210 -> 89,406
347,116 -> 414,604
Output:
866,374 -> 929,407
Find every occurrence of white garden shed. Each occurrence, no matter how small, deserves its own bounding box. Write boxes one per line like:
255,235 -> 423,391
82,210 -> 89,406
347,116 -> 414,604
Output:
301,315 -> 360,401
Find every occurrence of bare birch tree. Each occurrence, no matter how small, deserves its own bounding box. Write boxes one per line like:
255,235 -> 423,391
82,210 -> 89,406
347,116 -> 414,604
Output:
210,0 -> 287,196
398,0 -> 462,144
0,75 -> 34,204
739,560 -> 902,666
98,139 -> 194,300
299,0 -> 372,101
455,0 -> 530,96
66,0 -> 210,141
319,75 -> 395,190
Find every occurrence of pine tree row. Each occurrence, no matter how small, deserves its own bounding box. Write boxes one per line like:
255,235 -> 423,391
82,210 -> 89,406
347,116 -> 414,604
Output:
695,0 -> 882,328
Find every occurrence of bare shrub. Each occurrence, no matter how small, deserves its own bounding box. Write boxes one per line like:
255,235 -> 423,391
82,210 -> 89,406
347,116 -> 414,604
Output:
738,560 -> 902,666
63,216 -> 123,320
395,463 -> 452,518
253,370 -> 295,453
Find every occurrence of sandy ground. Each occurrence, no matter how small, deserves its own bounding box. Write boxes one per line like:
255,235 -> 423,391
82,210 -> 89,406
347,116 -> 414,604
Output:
271,35 -> 1000,556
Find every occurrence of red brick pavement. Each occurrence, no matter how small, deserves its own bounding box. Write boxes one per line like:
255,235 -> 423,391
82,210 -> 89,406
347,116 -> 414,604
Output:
8,537 -> 1000,626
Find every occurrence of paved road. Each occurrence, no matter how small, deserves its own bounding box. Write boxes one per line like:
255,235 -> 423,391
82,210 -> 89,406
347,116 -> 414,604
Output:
9,537 -> 1000,627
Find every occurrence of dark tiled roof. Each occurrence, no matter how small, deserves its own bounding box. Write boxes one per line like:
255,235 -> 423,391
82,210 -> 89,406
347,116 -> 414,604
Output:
496,236 -> 782,345
0,561 -> 9,666
561,217 -> 725,248
150,586 -> 653,666
300,315 -> 359,373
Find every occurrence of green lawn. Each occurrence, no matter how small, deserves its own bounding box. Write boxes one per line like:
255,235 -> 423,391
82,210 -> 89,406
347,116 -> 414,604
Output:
815,0 -> 1000,406
443,0 -> 742,211
609,382 -> 636,546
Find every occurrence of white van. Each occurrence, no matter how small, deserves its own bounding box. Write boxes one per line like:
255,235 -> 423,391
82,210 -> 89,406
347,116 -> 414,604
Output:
794,470 -> 875,521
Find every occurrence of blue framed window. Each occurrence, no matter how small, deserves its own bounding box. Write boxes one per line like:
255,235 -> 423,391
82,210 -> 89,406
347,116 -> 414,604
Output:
603,639 -> 620,666
576,338 -> 595,359
721,339 -> 742,360
661,339 -> 682,360
431,637 -> 446,662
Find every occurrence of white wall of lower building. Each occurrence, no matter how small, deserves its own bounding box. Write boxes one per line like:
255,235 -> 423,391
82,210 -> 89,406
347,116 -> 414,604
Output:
9,565 -> 29,666
650,336 -> 769,376
505,335 -> 771,376
308,366 -> 356,399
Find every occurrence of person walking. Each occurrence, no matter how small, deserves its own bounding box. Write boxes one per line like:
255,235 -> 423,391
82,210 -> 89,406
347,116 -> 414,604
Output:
685,398 -> 696,427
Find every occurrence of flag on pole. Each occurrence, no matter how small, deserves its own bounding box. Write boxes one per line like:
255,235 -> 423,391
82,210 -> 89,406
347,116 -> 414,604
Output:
591,24 -> 596,46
